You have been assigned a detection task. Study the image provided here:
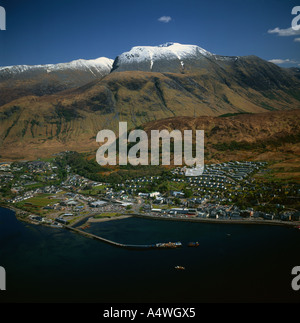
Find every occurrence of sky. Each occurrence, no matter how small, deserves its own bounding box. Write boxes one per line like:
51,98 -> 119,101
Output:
0,0 -> 299,68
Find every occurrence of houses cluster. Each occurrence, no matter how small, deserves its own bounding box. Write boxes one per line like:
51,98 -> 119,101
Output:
27,161 -> 53,173
0,162 -> 12,171
28,214 -> 63,227
175,161 -> 267,188
0,173 -> 14,185
41,173 -> 58,181
0,159 -> 62,198
138,191 -> 161,198
7,191 -> 35,204
146,202 -> 300,222
61,174 -> 104,191
114,176 -> 161,193
1,156 -> 299,226
7,185 -> 61,204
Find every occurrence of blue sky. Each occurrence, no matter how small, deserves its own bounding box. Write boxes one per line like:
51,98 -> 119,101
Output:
0,0 -> 299,67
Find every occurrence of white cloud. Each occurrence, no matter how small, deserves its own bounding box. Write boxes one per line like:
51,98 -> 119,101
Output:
268,58 -> 298,65
158,16 -> 172,23
268,26 -> 300,36
294,37 -> 300,42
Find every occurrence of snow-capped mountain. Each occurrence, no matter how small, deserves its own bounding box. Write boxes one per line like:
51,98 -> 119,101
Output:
1,42 -> 300,160
112,42 -> 234,73
0,57 -> 114,106
0,57 -> 113,78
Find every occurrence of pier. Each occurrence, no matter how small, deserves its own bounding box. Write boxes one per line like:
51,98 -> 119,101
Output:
64,225 -> 181,250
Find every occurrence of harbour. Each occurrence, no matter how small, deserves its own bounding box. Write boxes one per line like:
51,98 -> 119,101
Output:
1,207 -> 300,303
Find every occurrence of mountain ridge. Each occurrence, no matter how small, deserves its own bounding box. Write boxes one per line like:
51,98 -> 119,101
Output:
0,56 -> 114,107
0,56 -> 114,76
0,42 -> 300,160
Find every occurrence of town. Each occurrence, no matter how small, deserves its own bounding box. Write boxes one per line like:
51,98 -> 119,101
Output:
0,152 -> 299,228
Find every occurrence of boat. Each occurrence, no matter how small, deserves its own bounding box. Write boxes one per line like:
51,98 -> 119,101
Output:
187,242 -> 199,247
155,242 -> 182,248
175,266 -> 185,270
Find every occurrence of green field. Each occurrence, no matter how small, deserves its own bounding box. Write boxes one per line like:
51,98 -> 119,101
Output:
17,195 -> 60,208
79,184 -> 107,195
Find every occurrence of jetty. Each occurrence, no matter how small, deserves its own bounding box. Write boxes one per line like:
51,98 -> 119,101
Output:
64,225 -> 182,250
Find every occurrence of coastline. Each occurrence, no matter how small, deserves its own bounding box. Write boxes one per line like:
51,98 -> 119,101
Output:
1,204 -> 299,229
87,215 -> 132,223
0,203 -> 28,216
131,213 -> 300,227
0,204 -> 61,228
0,203 -> 31,223
0,204 -> 133,228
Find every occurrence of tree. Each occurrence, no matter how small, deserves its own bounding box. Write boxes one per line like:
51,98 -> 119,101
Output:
174,197 -> 181,205
183,188 -> 192,198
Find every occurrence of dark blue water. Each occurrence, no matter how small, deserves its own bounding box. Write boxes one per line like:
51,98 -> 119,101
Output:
0,207 -> 300,303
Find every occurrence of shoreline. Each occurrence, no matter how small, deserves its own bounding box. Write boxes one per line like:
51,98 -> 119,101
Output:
87,215 -> 132,223
131,213 -> 300,227
1,204 -> 300,229
0,203 -> 29,216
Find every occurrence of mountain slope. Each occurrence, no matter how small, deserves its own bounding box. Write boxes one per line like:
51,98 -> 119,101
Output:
141,109 -> 300,181
112,43 -> 297,90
